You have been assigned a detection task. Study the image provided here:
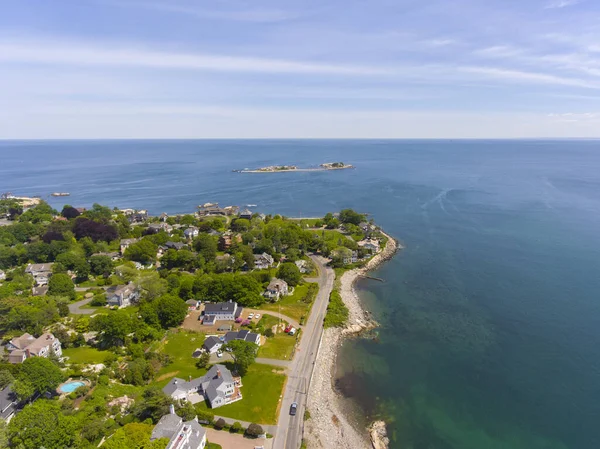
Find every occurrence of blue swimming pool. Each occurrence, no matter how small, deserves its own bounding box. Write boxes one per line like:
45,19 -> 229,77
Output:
58,381 -> 85,394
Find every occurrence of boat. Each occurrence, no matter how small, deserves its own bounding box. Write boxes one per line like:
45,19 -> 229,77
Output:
246,204 -> 257,207
51,192 -> 70,197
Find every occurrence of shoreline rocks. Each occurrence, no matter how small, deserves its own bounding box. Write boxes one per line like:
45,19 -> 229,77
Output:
304,232 -> 399,449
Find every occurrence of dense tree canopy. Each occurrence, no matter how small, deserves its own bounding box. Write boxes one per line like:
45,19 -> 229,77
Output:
48,272 -> 76,300
18,356 -> 64,396
277,262 -> 302,287
124,238 -> 157,264
103,423 -> 168,449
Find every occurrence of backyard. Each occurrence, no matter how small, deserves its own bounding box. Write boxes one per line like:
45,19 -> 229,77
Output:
62,346 -> 112,364
261,283 -> 318,322
153,330 -> 207,387
257,314 -> 297,360
196,363 -> 286,424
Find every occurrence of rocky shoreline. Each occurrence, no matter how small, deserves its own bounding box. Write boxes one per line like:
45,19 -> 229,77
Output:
305,232 -> 400,449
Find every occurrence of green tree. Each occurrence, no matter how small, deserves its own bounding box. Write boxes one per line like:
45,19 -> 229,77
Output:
175,400 -> 196,421
8,400 -> 79,449
18,357 -> 64,395
245,423 -> 264,438
223,340 -> 258,376
0,370 -> 13,390
133,387 -> 173,423
195,352 -> 211,369
48,272 -> 75,300
89,255 -> 113,276
102,422 -> 168,449
90,310 -> 134,347
154,295 -> 188,329
230,421 -> 242,433
0,418 -> 7,449
137,273 -> 168,301
338,208 -> 365,225
277,262 -> 302,287
12,379 -> 35,402
124,238 -> 157,265
194,234 -> 217,262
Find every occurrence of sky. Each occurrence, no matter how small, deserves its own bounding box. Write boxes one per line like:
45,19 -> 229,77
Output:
2,0 -> 600,138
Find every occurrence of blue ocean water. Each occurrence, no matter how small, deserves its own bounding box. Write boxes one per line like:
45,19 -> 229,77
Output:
2,139 -> 600,448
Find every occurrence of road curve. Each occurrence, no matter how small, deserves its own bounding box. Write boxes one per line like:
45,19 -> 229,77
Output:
273,255 -> 334,449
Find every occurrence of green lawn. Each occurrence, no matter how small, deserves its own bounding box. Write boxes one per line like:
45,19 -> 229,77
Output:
206,443 -> 222,449
196,363 -> 286,425
257,314 -> 297,360
153,330 -> 207,387
261,283 -> 318,322
62,346 -> 112,364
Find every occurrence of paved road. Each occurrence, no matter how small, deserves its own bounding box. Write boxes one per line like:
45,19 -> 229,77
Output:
273,255 -> 334,449
210,352 -> 292,369
211,416 -> 278,436
68,297 -> 96,315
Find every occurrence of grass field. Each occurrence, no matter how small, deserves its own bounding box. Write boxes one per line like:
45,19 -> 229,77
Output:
206,443 -> 222,449
261,283 -> 318,322
153,330 -> 207,387
257,314 -> 296,360
196,363 -> 286,424
62,347 -> 111,364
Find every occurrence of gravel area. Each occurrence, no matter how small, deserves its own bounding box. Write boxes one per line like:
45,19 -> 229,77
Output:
304,233 -> 399,449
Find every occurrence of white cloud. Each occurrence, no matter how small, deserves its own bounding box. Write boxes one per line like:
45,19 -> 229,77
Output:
544,0 -> 582,9
459,66 -> 600,89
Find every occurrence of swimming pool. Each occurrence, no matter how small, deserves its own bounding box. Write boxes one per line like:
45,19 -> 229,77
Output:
57,381 -> 85,394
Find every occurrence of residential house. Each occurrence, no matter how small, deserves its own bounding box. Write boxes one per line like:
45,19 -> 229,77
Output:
358,238 -> 380,253
125,210 -> 148,224
6,332 -> 62,364
258,213 -> 266,221
239,209 -> 253,220
218,232 -> 242,251
32,286 -> 49,297
0,385 -> 17,422
254,252 -> 274,270
91,251 -> 120,261
151,406 -> 207,449
165,241 -> 187,251
148,222 -> 173,234
0,269 -> 5,281
202,336 -> 223,354
203,301 -> 241,321
159,212 -> 169,222
106,283 -> 140,307
359,222 -> 376,235
186,299 -> 200,310
223,329 -> 261,346
24,263 -> 54,286
184,226 -> 199,240
162,364 -> 241,409
264,278 -> 289,300
295,260 -> 309,273
120,238 -> 140,255
215,254 -> 235,271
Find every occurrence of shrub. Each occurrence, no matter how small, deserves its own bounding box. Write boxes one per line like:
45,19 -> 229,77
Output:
214,418 -> 226,430
195,408 -> 214,424
230,421 -> 242,433
264,328 -> 274,338
245,423 -> 264,438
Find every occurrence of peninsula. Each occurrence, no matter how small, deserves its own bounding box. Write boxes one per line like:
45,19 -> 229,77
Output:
235,161 -> 354,173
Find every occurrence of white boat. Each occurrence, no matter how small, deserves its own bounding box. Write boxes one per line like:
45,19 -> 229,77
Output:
246,204 -> 257,207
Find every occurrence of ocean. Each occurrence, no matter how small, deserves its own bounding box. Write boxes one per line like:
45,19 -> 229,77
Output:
2,139 -> 600,449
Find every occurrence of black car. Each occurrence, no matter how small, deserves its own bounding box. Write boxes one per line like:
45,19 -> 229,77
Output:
290,402 -> 298,416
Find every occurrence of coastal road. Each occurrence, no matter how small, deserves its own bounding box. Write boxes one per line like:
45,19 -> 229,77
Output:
273,255 -> 334,449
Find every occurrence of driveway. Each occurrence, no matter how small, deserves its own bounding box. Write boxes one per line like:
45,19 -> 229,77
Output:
209,352 -> 291,369
206,428 -> 272,449
68,297 -> 96,315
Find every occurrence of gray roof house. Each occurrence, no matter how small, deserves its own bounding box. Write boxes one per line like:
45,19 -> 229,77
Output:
202,336 -> 223,354
239,209 -> 253,220
106,283 -> 140,308
184,227 -> 199,240
148,222 -> 173,234
165,241 -> 187,251
7,332 -> 62,364
203,301 -> 240,321
120,238 -> 140,255
254,252 -> 274,270
163,364 -> 241,409
0,385 -> 17,422
151,406 -> 207,449
223,329 -> 261,346
264,278 -> 289,300
24,263 -> 54,286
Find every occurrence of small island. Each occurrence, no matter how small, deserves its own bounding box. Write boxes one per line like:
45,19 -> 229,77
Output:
235,161 -> 354,173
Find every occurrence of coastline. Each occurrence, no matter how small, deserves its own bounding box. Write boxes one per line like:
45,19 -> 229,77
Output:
305,232 -> 400,449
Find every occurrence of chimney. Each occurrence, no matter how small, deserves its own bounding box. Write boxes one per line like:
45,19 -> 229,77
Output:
169,404 -> 175,415
217,369 -> 221,378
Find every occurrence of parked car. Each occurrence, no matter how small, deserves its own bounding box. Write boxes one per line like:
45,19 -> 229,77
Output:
284,325 -> 292,333
289,327 -> 297,336
290,402 -> 298,416
248,313 -> 254,319
217,351 -> 223,358
255,313 -> 261,319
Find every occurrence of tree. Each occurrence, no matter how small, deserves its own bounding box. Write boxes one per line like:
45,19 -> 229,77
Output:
90,255 -> 113,276
73,218 -> 118,242
195,352 -> 211,369
137,273 -> 168,302
61,205 -> 81,219
103,423 -> 168,449
133,387 -> 173,423
18,357 -> 64,395
8,400 -> 79,449
154,295 -> 188,329
231,218 -> 250,232
175,400 -> 196,421
194,234 -> 217,262
277,262 -> 302,287
124,239 -> 157,265
339,208 -> 365,225
245,423 -> 264,438
48,272 -> 75,300
223,340 -> 258,376
91,311 -> 134,347
0,370 -> 13,390
0,418 -> 7,449
12,379 -> 35,402
214,418 -> 226,430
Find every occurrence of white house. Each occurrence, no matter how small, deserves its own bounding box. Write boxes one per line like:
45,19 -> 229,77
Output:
162,364 -> 241,409
6,332 -> 62,364
120,238 -> 139,255
24,263 -> 54,286
254,252 -> 274,270
203,301 -> 240,321
358,238 -> 380,253
106,283 -> 140,307
184,226 -> 199,240
202,336 -> 223,354
264,278 -> 289,300
151,406 -> 206,449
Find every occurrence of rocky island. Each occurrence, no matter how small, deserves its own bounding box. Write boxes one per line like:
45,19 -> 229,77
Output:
235,161 -> 354,173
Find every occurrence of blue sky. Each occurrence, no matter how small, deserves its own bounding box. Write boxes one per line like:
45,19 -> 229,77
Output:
2,0 -> 600,138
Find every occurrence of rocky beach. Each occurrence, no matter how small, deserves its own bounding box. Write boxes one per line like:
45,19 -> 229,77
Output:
305,233 -> 399,449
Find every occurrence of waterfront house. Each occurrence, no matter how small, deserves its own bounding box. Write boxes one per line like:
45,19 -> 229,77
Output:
358,238 -> 380,253
202,336 -> 223,354
254,252 -> 274,270
239,209 -> 253,220
151,406 -> 207,449
24,263 -> 54,286
264,278 -> 289,300
126,210 -> 148,224
159,212 -> 169,222
203,301 -> 241,321
0,385 -> 17,422
6,332 -> 62,364
223,329 -> 261,346
120,238 -> 140,255
162,364 -> 241,409
184,226 -> 199,240
148,222 -> 173,234
106,283 -> 140,308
